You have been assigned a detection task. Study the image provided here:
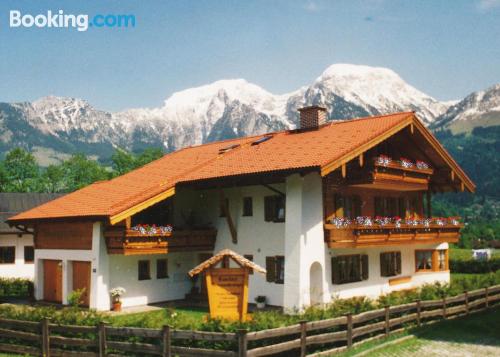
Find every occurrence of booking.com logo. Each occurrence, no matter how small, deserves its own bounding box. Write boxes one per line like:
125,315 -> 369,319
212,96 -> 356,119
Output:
9,10 -> 136,31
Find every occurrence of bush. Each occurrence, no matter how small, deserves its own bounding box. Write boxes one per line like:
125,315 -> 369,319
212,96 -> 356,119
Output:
449,257 -> 500,273
0,278 -> 33,298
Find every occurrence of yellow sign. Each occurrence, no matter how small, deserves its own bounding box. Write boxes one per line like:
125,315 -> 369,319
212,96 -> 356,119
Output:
205,267 -> 249,321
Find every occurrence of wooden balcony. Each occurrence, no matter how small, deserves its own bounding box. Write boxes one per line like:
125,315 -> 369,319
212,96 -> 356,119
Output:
348,159 -> 434,191
104,227 -> 217,255
324,222 -> 462,248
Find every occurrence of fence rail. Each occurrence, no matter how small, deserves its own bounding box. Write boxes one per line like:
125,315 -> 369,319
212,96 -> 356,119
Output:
0,285 -> 499,357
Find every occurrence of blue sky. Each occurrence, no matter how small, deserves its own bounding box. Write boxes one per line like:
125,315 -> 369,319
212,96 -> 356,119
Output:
0,0 -> 499,111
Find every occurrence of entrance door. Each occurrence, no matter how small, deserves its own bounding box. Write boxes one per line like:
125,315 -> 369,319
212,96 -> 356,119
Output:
43,260 -> 62,303
72,261 -> 91,307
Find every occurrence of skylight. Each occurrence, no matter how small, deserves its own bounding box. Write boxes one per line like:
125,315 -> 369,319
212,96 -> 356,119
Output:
219,144 -> 240,154
251,135 -> 272,146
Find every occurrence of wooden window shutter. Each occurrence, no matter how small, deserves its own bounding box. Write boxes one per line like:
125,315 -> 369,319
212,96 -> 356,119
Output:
380,253 -> 387,277
264,196 -> 275,222
361,255 -> 369,280
332,257 -> 341,284
353,196 -> 362,218
396,252 -> 402,275
266,256 -> 276,282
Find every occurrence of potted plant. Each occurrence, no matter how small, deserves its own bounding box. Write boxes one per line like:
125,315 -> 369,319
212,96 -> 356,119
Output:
110,287 -> 126,312
255,295 -> 267,309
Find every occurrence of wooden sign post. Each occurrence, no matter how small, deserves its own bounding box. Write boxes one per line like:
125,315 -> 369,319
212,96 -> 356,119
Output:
188,249 -> 266,322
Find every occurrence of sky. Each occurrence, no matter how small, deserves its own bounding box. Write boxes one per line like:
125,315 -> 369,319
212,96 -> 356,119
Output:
0,0 -> 499,112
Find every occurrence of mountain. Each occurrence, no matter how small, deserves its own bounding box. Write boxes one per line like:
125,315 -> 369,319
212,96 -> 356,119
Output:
0,63 -> 476,165
431,84 -> 500,134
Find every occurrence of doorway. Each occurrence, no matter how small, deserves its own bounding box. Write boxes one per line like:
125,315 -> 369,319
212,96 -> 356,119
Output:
43,260 -> 62,303
72,261 -> 91,307
309,262 -> 323,306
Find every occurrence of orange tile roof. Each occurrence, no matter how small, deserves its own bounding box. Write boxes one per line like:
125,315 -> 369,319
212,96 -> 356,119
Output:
8,112 -> 472,223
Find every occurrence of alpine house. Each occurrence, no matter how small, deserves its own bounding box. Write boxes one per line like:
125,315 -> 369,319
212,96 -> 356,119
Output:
8,107 -> 475,311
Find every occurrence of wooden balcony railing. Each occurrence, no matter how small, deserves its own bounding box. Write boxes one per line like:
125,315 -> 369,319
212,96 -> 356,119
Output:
324,222 -> 462,248
104,227 -> 217,255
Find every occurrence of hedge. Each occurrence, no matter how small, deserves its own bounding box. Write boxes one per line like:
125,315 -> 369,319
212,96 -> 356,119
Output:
0,278 -> 34,298
449,257 -> 500,274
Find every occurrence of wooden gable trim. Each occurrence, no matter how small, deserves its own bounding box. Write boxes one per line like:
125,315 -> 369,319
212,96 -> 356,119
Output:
320,114 -> 414,177
109,186 -> 175,225
411,118 -> 475,192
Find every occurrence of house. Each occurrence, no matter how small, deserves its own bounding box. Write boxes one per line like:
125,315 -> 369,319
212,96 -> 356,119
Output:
7,107 -> 475,311
0,193 -> 62,279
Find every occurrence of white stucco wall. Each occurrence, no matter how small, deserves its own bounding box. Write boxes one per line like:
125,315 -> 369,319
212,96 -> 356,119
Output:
0,234 -> 34,279
108,252 -> 200,308
194,185 -> 287,307
327,242 -> 450,300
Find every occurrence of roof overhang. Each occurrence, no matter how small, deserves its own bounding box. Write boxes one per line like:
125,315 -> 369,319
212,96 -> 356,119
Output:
109,186 -> 175,225
320,113 -> 475,193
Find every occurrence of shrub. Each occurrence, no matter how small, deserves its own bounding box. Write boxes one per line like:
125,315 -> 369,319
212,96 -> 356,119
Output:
449,258 -> 500,274
67,288 -> 86,308
0,278 -> 33,298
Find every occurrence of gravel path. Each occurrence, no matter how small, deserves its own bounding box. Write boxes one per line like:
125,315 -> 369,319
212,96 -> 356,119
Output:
368,338 -> 500,357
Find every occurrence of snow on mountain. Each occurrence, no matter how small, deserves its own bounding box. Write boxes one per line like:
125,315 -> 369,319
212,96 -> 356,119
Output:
0,63 -> 483,163
431,84 -> 500,133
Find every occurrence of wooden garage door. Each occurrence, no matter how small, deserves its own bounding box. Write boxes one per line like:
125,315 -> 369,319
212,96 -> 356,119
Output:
43,260 -> 62,303
72,261 -> 91,307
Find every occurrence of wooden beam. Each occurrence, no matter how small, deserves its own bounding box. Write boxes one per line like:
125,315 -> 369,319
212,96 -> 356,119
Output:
359,153 -> 364,167
341,163 -> 347,178
460,181 -> 465,192
220,190 -> 238,244
110,187 -> 175,225
450,170 -> 455,182
410,123 -> 414,134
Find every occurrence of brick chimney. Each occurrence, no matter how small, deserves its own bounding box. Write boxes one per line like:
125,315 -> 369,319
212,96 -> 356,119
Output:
298,106 -> 327,130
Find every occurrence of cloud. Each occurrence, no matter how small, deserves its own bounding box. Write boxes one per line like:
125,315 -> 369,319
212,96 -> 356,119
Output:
304,0 -> 320,12
478,0 -> 500,11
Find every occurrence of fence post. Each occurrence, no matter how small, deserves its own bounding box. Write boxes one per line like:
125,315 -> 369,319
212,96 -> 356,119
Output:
162,325 -> 171,357
464,290 -> 469,315
485,287 -> 489,308
416,300 -> 421,327
98,322 -> 107,357
299,320 -> 307,357
442,297 -> 447,319
346,313 -> 353,348
384,305 -> 390,336
238,329 -> 248,357
41,318 -> 50,357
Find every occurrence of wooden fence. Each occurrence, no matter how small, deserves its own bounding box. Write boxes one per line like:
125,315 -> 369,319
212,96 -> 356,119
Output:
0,285 -> 499,357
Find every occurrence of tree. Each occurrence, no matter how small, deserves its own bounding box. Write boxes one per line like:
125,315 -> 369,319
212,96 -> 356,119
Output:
41,164 -> 65,193
111,149 -> 136,176
136,148 -> 164,167
2,148 -> 40,192
60,154 -> 109,192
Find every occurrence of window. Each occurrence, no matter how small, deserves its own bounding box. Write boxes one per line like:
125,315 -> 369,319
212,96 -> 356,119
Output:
334,194 -> 361,219
374,197 -> 399,217
243,254 -> 254,274
24,246 -> 34,264
242,197 -> 253,216
138,260 -> 151,280
219,198 -> 229,217
437,250 -> 448,271
156,259 -> 168,279
332,255 -> 368,284
380,252 -> 401,277
265,256 -> 285,284
415,250 -> 433,271
264,195 -> 286,222
0,247 -> 15,264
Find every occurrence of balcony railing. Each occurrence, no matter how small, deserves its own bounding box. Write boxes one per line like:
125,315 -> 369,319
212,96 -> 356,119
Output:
104,227 -> 217,255
324,219 -> 462,248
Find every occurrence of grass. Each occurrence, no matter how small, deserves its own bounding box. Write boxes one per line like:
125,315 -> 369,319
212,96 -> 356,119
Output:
109,306 -> 208,329
450,247 -> 500,261
336,307 -> 500,356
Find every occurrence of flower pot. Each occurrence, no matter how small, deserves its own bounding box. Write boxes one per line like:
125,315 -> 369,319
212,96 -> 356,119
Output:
112,301 -> 122,312
256,302 -> 266,309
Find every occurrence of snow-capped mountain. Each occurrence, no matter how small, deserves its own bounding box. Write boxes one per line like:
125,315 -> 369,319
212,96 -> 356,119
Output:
431,84 -> 500,133
0,63 -> 488,164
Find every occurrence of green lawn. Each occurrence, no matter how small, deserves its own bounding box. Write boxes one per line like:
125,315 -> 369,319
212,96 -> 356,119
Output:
109,306 -> 209,329
336,307 -> 500,356
450,247 -> 499,261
